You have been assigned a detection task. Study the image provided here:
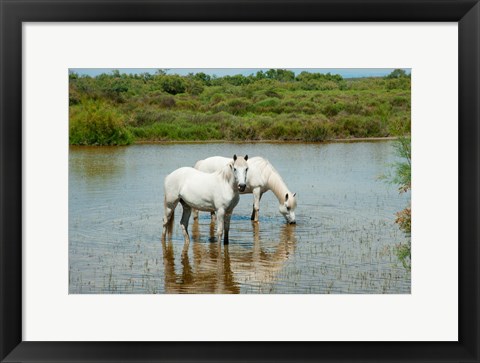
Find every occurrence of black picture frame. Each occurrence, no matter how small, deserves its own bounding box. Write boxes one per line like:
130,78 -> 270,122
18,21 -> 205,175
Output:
1,1 -> 479,362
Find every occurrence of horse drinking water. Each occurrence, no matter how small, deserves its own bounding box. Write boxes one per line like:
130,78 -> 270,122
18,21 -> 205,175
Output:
194,156 -> 297,224
162,155 -> 249,245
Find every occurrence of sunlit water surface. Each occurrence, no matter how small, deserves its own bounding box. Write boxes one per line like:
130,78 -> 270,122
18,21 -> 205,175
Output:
69,141 -> 410,294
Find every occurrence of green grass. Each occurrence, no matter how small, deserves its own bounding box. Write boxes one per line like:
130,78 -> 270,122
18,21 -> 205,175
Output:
69,70 -> 411,145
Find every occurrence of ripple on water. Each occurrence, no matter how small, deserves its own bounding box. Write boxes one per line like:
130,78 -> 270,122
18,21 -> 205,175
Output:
69,142 -> 410,294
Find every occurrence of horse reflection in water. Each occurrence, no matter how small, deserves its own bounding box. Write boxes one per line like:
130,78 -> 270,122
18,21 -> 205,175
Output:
161,220 -> 297,294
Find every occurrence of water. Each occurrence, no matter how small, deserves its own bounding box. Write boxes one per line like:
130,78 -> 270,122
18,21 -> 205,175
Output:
69,141 -> 411,294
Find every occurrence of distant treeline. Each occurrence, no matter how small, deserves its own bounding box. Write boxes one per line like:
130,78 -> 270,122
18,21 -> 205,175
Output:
69,69 -> 411,145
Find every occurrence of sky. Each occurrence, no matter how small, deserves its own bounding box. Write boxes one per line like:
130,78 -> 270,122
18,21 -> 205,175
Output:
70,68 -> 411,79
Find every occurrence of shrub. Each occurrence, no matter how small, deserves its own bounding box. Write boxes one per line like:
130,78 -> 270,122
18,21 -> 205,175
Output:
185,79 -> 204,95
160,76 -> 186,95
208,93 -> 226,106
381,137 -> 411,270
395,207 -> 411,235
296,101 -> 317,115
70,100 -> 133,145
175,99 -> 201,111
386,69 -> 408,79
69,70 -> 410,143
264,89 -> 283,98
323,102 -> 345,117
395,242 -> 411,271
251,98 -> 282,113
150,93 -> 176,108
391,95 -> 409,107
226,98 -> 250,115
130,109 -> 175,127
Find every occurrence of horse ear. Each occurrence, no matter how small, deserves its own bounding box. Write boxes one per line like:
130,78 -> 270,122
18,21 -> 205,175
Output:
285,193 -> 289,201
233,154 -> 237,161
245,155 -> 248,161
229,163 -> 233,169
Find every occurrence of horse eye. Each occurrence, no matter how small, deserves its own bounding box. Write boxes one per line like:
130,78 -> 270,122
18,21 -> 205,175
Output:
234,168 -> 236,172
287,207 -> 291,211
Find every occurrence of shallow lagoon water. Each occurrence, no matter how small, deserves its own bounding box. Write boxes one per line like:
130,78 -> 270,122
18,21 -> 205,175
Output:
69,141 -> 410,294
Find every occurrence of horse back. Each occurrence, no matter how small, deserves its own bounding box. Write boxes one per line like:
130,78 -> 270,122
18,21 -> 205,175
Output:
195,156 -> 231,173
165,166 -> 233,210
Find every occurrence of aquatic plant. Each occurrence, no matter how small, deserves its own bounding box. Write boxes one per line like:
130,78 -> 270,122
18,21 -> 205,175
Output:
381,136 -> 411,270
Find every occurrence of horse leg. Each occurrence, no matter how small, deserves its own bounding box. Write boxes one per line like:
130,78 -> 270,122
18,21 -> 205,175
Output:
162,198 -> 178,239
210,212 -> 216,223
192,209 -> 199,220
223,212 -> 232,245
192,209 -> 214,223
216,208 -> 225,244
179,200 -> 192,245
209,218 -> 216,242
250,188 -> 262,222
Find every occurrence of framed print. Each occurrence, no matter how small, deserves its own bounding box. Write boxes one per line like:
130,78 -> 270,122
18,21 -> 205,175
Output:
1,0 -> 479,362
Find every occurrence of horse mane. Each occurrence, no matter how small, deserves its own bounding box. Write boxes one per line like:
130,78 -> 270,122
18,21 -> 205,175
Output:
214,162 -> 234,183
258,158 -> 292,204
214,156 -> 248,185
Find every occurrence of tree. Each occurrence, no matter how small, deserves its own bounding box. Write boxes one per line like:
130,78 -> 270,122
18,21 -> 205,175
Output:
386,69 -> 408,79
160,75 -> 186,95
265,69 -> 295,82
156,69 -> 169,76
193,72 -> 211,85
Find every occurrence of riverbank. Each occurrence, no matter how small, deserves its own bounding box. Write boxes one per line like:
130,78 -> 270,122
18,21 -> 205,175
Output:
69,137 -> 401,148
133,136 -> 400,145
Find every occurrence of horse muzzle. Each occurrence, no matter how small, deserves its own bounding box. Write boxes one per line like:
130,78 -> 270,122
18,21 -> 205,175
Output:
238,184 -> 246,192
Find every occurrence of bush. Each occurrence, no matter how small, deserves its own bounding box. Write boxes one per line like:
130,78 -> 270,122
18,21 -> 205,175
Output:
70,100 -> 133,145
264,89 -> 283,98
395,242 -> 411,271
381,136 -> 411,270
323,102 -> 345,117
69,70 -> 410,143
303,120 -> 331,141
226,98 -> 251,115
160,76 -> 186,95
251,98 -> 282,113
149,93 -> 176,108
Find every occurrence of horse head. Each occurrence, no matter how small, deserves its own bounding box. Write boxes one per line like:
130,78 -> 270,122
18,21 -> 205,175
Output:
230,154 -> 249,192
279,192 -> 297,224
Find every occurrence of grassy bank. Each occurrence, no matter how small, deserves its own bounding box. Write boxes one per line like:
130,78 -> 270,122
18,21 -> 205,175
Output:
69,70 -> 410,145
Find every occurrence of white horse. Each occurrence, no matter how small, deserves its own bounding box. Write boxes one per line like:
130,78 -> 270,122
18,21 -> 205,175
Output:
194,156 -> 297,224
162,155 -> 248,244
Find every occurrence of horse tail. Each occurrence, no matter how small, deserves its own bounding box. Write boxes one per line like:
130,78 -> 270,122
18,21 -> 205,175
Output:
163,195 -> 175,236
166,209 -> 175,235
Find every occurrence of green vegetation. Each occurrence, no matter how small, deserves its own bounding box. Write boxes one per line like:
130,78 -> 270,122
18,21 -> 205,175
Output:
382,136 -> 411,271
69,69 -> 410,145
70,99 -> 133,145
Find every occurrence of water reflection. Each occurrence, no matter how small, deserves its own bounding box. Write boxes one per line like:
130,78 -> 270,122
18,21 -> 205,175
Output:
69,142 -> 411,294
69,146 -> 128,182
162,220 -> 297,294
